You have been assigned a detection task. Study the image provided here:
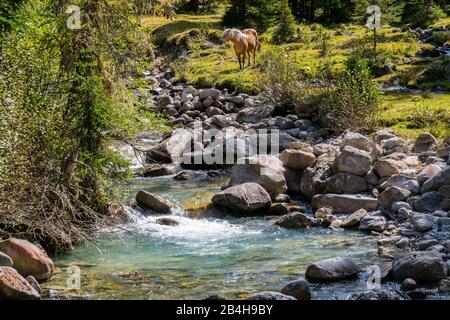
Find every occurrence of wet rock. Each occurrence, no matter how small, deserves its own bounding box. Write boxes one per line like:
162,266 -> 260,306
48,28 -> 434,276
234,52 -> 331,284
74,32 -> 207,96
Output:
280,149 -> 316,171
359,214 -> 386,232
378,186 -> 411,211
438,278 -> 450,292
281,278 -> 311,300
246,291 -> 296,300
410,213 -> 435,232
438,185 -> 450,198
275,212 -> 321,229
0,267 -> 41,300
272,194 -> 290,203
0,252 -> 13,267
156,217 -> 180,227
437,146 -> 450,160
141,164 -> 173,177
380,175 -> 420,194
268,203 -> 290,216
311,194 -> 378,213
400,278 -> 417,291
413,133 -> 436,153
305,257 -> 361,282
374,158 -> 408,177
147,129 -> 193,163
325,173 -> 368,194
411,192 -> 444,213
393,251 -> 447,282
341,209 -> 368,228
392,201 -> 411,213
26,275 -> 41,294
212,183 -> 271,214
348,289 -> 409,300
332,146 -> 372,176
0,239 -> 54,281
230,155 -> 287,195
136,190 -> 173,214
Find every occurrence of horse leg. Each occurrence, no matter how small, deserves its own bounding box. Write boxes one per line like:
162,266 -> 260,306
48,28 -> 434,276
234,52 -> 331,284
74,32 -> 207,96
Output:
247,51 -> 251,67
253,49 -> 256,66
236,52 -> 242,69
241,53 -> 246,69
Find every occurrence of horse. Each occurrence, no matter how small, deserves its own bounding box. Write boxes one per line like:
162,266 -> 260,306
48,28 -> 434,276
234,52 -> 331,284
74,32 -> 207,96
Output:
221,28 -> 260,70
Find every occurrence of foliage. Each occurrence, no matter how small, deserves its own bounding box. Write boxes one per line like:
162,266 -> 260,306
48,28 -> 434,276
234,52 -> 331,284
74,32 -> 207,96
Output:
272,0 -> 297,44
318,60 -> 382,133
0,0 -> 159,253
401,1 -> 446,28
222,0 -> 276,33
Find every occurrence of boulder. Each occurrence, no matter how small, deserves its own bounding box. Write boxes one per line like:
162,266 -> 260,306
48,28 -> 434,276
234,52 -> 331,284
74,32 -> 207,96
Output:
236,105 -> 275,124
378,186 -> 411,211
421,167 -> 450,193
380,175 -> 420,194
359,214 -> 386,232
392,251 -> 447,282
0,267 -> 41,300
211,183 -> 271,214
0,252 -> 13,267
281,278 -> 311,300
136,190 -> 173,214
141,164 -> 173,177
374,158 -> 408,177
300,154 -> 333,200
230,155 -> 287,195
411,192 -> 444,213
409,213 -> 435,232
246,291 -> 296,300
341,132 -> 381,161
314,207 -> 333,219
173,170 -> 205,181
148,129 -> 193,163
311,194 -> 378,214
279,149 -> 316,170
313,144 -> 339,157
275,212 -> 321,229
413,133 -> 436,153
305,257 -> 361,282
417,164 -> 443,184
199,88 -> 220,100
26,275 -> 41,294
324,173 -> 368,194
0,239 -> 54,281
332,146 -> 372,176
341,209 -> 368,228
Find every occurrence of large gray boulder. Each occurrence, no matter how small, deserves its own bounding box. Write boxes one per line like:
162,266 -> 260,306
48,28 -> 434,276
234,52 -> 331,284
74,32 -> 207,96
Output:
211,183 -> 271,214
332,146 -> 372,176
280,149 -> 316,170
421,167 -> 450,193
379,175 -> 420,194
374,158 -> 408,177
413,133 -> 436,153
136,190 -> 173,214
275,212 -> 321,229
305,257 -> 361,282
348,289 -> 409,300
300,154 -> 333,200
411,192 -> 444,213
0,267 -> 41,300
341,209 -> 368,228
378,186 -> 411,211
325,173 -> 368,194
281,278 -> 311,300
230,155 -> 287,195
236,105 -> 274,123
311,194 -> 378,213
392,251 -> 447,282
340,132 -> 381,161
359,214 -> 386,232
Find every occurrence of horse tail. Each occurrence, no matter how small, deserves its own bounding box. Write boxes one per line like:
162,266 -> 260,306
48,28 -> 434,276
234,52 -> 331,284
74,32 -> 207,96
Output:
255,31 -> 261,51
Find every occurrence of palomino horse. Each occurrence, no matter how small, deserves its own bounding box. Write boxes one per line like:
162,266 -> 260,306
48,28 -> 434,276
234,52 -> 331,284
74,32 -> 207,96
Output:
221,28 -> 260,69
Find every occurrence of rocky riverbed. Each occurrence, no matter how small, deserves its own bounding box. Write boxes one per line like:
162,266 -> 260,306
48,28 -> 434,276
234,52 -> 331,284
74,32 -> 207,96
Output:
1,56 -> 449,300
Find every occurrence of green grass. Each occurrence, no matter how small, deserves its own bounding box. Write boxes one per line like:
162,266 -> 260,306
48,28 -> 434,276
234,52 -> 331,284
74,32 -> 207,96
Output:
144,14 -> 450,138
380,92 -> 450,138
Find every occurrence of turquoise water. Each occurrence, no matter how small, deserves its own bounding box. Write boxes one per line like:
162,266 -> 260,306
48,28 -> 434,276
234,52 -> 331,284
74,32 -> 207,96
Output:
44,175 -> 380,300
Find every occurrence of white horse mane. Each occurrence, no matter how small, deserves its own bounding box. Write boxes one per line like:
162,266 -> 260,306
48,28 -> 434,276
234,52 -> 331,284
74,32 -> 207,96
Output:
222,28 -> 247,41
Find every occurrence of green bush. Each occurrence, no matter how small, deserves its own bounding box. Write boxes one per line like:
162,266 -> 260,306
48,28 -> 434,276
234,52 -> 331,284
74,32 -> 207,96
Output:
318,60 -> 382,133
272,0 -> 297,44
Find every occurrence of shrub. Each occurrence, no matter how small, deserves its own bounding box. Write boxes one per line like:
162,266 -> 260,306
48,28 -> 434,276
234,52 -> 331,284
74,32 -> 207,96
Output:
401,1 -> 446,28
272,0 -> 297,44
318,61 -> 382,133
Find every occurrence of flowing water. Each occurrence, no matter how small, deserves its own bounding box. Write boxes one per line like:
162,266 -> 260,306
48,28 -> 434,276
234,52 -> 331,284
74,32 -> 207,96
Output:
43,174 -> 383,300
